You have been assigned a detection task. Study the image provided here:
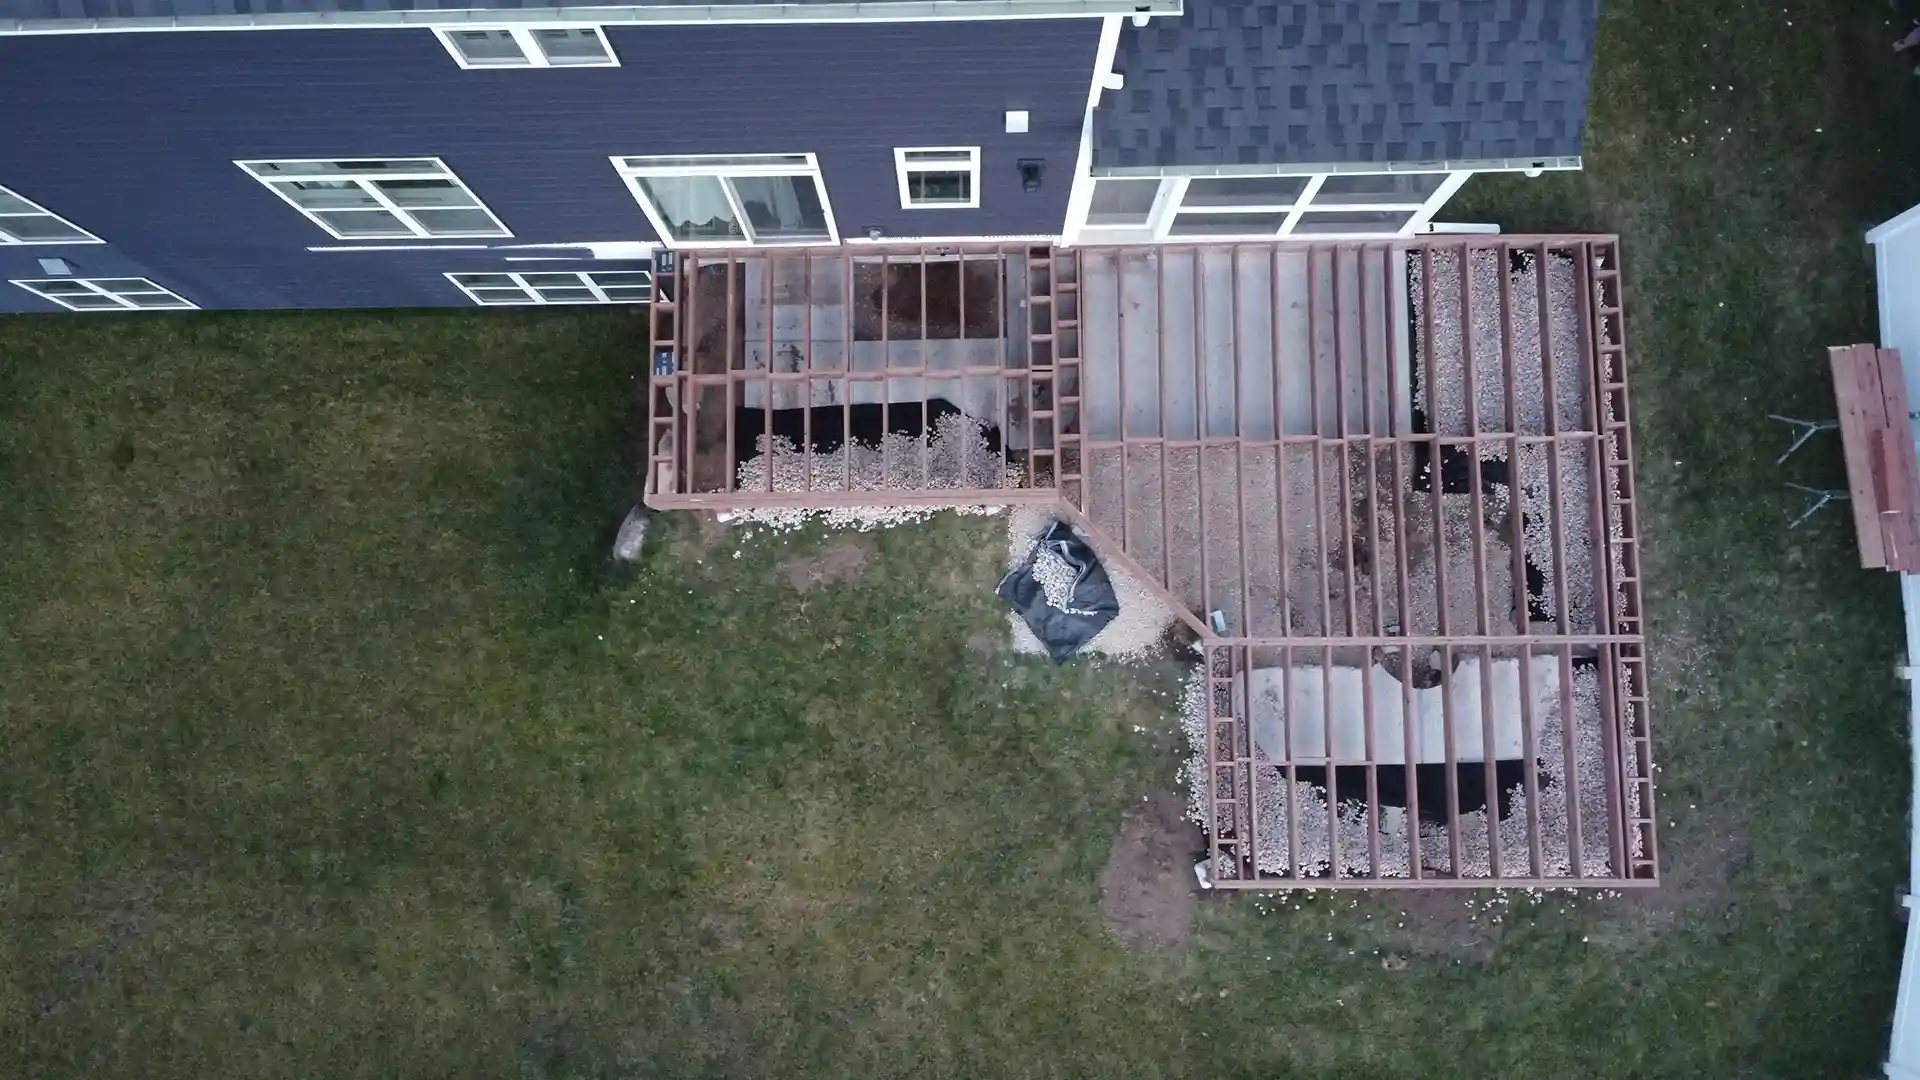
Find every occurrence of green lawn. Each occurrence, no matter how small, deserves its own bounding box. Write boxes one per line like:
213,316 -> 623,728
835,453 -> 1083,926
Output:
7,2 -> 1920,1077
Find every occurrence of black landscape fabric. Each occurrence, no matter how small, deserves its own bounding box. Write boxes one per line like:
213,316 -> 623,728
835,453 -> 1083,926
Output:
997,520 -> 1120,662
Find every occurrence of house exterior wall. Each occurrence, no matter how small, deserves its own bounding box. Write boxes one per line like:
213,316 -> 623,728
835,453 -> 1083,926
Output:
0,20 -> 1098,313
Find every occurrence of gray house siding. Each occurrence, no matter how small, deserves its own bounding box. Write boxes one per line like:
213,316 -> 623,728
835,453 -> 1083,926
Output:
0,20 -> 1097,313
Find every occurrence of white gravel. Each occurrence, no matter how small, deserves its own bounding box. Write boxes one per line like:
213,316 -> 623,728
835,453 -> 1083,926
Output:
1516,442 -> 1631,632
1518,444 -> 1587,628
1417,664 -> 1644,878
1179,668 -> 1212,826
728,410 -> 1022,531
1412,248 -> 1586,439
1412,248 -> 1633,633
727,501 -> 1004,533
1029,544 -> 1097,615
1179,654 -> 1642,881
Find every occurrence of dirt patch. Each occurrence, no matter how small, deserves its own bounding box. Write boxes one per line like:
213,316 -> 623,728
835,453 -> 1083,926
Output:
665,511 -> 733,562
935,525 -> 1006,596
781,539 -> 871,593
1662,810 -> 1746,915
696,907 -> 752,955
1574,599 -> 1743,945
1100,791 -> 1204,949
1385,889 -> 1499,960
1650,596 -> 1723,713
852,260 -> 1003,342
965,631 -> 998,655
1588,811 -> 1746,948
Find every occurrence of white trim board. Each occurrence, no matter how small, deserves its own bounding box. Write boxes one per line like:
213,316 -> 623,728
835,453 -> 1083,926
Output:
1406,171 -> 1474,235
309,236 -> 1041,250
306,244 -> 492,252
846,233 -> 1057,243
1,0 -> 1178,35
1092,156 -> 1583,180
1270,175 -> 1325,238
1059,13 -> 1123,246
305,241 -> 659,259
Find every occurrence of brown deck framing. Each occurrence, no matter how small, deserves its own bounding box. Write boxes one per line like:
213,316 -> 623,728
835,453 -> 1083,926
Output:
643,237 -> 1656,889
644,243 -> 1070,508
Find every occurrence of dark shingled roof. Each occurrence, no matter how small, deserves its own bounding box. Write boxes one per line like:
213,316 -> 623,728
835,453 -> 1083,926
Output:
0,0 -> 1048,18
1095,0 -> 1602,170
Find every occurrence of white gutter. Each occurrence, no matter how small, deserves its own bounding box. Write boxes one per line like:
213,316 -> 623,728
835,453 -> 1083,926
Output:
1091,156 -> 1586,179
1,0 -> 1179,34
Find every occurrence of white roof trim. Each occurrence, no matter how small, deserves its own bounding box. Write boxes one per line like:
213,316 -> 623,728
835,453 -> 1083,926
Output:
0,0 -> 1179,35
1058,14 -> 1123,248
1093,156 -> 1583,179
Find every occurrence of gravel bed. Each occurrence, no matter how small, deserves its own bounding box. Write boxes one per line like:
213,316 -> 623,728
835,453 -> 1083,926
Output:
1178,657 -> 1641,880
728,410 -> 1021,531
1412,249 -> 1586,439
1416,664 -> 1643,878
1411,249 -> 1633,632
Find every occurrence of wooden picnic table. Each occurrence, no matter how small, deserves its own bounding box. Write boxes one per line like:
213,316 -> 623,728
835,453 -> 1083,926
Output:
1829,344 -> 1920,571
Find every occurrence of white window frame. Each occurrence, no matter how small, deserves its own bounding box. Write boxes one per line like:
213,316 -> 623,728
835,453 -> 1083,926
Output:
0,185 -> 103,245
611,153 -> 840,249
445,270 -> 653,306
235,158 -> 513,241
893,147 -> 981,210
11,277 -> 196,311
1073,169 -> 1473,242
1073,175 -> 1175,233
432,25 -> 618,69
